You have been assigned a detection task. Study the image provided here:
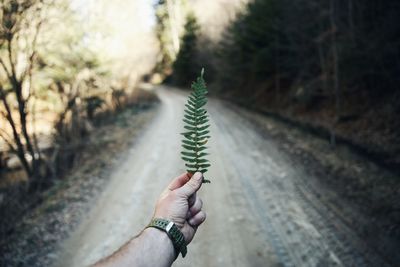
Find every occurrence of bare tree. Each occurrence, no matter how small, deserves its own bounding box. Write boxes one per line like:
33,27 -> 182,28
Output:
0,0 -> 46,179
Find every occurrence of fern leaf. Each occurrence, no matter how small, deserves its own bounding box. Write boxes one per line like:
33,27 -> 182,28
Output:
180,68 -> 211,183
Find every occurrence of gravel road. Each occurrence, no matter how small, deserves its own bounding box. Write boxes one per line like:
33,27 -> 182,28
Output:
54,87 -> 391,267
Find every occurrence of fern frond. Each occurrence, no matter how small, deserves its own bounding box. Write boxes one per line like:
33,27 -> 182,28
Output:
180,68 -> 211,183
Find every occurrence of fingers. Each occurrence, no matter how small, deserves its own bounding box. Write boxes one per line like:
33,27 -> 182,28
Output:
176,172 -> 203,197
188,193 -> 196,207
167,172 -> 190,191
189,196 -> 203,216
188,211 -> 206,227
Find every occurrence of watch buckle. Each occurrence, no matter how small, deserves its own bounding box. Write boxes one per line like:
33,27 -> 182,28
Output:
166,221 -> 174,232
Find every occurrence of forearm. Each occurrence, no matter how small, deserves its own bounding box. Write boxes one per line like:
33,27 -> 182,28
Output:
94,172 -> 206,266
94,228 -> 176,267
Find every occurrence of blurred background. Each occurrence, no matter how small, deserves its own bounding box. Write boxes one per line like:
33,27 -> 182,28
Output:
0,0 -> 399,266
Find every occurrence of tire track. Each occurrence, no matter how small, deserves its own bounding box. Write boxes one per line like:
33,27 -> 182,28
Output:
54,88 -> 391,267
209,100 -> 390,267
211,103 -> 309,267
293,176 -> 391,267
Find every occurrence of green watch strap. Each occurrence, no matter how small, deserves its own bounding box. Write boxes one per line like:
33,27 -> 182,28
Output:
147,218 -> 187,258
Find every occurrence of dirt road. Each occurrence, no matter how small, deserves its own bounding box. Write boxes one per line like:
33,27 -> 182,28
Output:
55,87 -> 390,267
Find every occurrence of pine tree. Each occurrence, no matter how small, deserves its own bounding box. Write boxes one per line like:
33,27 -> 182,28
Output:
173,13 -> 200,86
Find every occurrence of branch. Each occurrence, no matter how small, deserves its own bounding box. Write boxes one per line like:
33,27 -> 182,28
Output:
21,19 -> 44,86
0,127 -> 13,142
0,94 -> 22,150
6,37 -> 17,83
0,85 -> 33,176
0,129 -> 16,153
30,96 -> 42,160
0,57 -> 12,80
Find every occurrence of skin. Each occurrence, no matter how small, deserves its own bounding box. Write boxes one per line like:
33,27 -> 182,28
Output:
94,172 -> 206,267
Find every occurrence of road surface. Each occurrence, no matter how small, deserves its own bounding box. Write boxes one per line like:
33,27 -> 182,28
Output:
55,87 -> 389,267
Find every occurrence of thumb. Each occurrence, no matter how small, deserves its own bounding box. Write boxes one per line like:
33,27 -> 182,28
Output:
176,172 -> 203,197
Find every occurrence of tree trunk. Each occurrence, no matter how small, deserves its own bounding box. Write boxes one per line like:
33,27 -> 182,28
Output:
166,0 -> 181,57
330,0 -> 340,146
274,36 -> 281,103
12,67 -> 38,178
0,91 -> 32,177
348,0 -> 355,42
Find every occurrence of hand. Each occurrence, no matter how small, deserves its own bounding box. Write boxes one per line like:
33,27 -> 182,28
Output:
153,172 -> 206,244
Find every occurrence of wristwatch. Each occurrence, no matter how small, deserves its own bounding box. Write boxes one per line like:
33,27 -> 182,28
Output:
147,218 -> 187,258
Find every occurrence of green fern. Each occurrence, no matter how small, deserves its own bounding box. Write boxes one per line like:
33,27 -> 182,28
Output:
181,68 -> 211,183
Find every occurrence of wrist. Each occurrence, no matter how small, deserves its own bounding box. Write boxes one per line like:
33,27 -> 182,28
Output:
142,227 -> 176,261
147,218 -> 188,258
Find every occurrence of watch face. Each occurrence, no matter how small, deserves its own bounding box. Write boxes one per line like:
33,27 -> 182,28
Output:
166,221 -> 174,232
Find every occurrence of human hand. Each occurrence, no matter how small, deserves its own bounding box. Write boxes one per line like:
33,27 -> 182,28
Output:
153,172 -> 206,244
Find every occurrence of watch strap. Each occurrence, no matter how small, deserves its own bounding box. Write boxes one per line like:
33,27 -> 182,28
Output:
147,218 -> 187,257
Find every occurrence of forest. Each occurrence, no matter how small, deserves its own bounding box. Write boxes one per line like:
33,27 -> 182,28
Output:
0,0 -> 157,246
165,0 -> 400,169
1,0 -> 399,266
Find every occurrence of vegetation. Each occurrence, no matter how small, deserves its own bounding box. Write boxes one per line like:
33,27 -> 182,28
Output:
153,0 -> 187,77
215,0 -> 400,155
172,13 -> 199,86
216,0 -> 400,117
222,0 -> 399,91
161,0 -> 400,165
153,0 -> 174,75
0,0 -> 136,186
0,0 -> 153,239
181,69 -> 211,183
0,0 -> 47,183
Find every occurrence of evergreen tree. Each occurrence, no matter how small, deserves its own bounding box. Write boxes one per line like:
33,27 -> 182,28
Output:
172,13 -> 200,86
